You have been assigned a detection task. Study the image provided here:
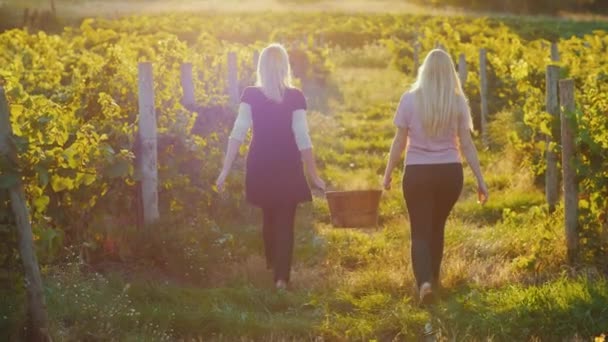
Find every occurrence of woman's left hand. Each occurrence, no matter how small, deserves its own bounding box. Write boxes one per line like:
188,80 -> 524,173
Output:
383,173 -> 392,190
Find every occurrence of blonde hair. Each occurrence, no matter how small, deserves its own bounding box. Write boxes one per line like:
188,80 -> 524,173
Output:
411,49 -> 473,137
256,43 -> 293,102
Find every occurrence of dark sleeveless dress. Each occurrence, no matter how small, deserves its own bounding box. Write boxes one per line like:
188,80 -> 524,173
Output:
240,86 -> 313,208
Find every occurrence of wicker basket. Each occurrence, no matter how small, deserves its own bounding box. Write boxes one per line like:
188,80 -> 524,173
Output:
326,190 -> 383,228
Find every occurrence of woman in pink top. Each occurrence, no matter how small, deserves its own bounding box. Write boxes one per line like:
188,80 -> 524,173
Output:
383,49 -> 489,305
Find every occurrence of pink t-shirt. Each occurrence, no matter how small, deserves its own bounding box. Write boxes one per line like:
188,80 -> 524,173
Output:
394,91 -> 471,166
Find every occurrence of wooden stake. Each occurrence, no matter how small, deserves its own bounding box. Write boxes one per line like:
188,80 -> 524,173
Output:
227,52 -> 239,106
137,62 -> 159,225
413,40 -> 420,75
458,53 -> 468,86
479,48 -> 489,148
180,63 -> 195,108
545,65 -> 560,212
551,42 -> 560,62
559,79 -> 578,263
0,87 -> 50,341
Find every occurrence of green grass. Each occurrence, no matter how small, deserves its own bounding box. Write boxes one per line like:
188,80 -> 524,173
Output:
33,202 -> 606,340
435,276 -> 608,340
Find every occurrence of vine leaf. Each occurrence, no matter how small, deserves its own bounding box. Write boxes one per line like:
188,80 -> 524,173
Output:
50,176 -> 74,192
33,195 -> 50,213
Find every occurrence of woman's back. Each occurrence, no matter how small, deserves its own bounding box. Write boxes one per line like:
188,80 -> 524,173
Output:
241,86 -> 306,165
394,91 -> 471,166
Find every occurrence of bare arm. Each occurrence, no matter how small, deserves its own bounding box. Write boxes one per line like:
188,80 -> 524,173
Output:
216,103 -> 251,191
459,131 -> 484,184
220,138 -> 242,175
383,127 -> 408,189
458,126 -> 489,203
300,146 -> 325,191
301,148 -> 321,180
456,97 -> 484,185
456,96 -> 488,203
293,110 -> 325,190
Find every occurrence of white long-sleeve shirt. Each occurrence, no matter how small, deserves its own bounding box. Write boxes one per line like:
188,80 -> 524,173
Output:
229,103 -> 313,150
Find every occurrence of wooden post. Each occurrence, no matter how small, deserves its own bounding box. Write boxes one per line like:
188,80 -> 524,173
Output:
413,40 -> 420,75
0,87 -> 50,341
545,65 -> 560,212
458,53 -> 467,86
137,62 -> 159,225
479,48 -> 489,148
180,63 -> 195,108
227,52 -> 239,106
215,57 -> 222,79
559,79 -> 578,263
551,42 -> 560,62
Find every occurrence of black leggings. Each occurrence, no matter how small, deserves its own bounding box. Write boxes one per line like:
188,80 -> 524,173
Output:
403,163 -> 463,289
262,204 -> 298,283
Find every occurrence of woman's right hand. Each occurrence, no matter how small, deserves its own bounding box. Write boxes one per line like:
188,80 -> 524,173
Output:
382,173 -> 392,191
312,177 -> 326,191
477,180 -> 489,205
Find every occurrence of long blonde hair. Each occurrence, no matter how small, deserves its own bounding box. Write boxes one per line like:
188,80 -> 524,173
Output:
411,49 -> 473,137
256,43 -> 293,102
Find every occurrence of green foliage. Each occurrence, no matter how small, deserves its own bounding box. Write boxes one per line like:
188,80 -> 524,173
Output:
575,84 -> 608,265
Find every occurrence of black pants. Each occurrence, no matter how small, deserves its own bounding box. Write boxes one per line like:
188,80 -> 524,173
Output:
403,163 -> 463,289
262,203 -> 298,283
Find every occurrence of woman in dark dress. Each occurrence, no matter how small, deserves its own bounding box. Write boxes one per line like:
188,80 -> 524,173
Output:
216,43 -> 326,290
